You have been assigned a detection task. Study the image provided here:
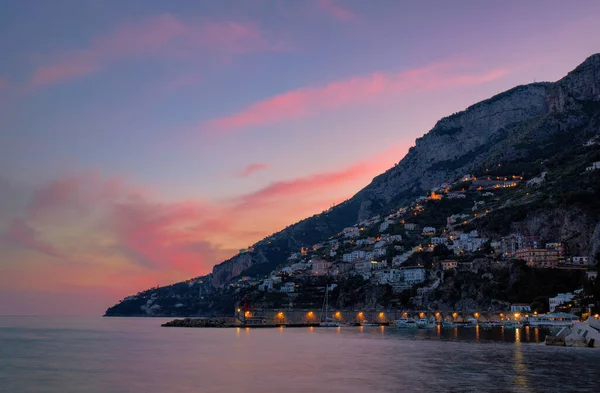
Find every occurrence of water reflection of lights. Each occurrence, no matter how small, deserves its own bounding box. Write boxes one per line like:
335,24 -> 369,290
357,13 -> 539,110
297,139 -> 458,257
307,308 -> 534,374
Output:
512,330 -> 530,391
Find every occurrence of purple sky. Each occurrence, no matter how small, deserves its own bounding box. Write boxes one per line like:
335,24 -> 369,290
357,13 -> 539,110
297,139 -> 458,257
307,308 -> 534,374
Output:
1,0 -> 599,315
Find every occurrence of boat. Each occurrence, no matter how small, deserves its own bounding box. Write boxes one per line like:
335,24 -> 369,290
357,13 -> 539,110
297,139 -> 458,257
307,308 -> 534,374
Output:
480,322 -> 494,330
442,321 -> 457,329
360,321 -> 379,326
528,313 -> 579,328
395,318 -> 418,328
320,320 -> 342,327
417,318 -> 436,329
464,317 -> 478,327
319,285 -> 341,327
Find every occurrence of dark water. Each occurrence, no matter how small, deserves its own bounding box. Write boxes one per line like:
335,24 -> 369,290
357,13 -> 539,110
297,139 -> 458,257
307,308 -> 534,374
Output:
1,317 -> 599,393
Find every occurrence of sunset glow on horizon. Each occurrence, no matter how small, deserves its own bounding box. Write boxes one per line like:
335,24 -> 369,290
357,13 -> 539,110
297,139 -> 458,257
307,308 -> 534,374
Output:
1,0 -> 599,315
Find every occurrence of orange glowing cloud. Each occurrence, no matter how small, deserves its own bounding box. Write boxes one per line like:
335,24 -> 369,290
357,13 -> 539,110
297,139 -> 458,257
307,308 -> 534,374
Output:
29,14 -> 280,87
4,218 -> 66,259
204,61 -> 508,133
0,143 -> 409,311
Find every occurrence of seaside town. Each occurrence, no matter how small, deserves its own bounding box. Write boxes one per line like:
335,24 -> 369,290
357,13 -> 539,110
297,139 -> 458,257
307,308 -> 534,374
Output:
159,150 -> 600,346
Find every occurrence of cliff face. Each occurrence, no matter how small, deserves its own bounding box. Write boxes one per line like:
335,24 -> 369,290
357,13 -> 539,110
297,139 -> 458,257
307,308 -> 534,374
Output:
548,53 -> 600,112
107,54 -> 600,314
358,83 -> 551,205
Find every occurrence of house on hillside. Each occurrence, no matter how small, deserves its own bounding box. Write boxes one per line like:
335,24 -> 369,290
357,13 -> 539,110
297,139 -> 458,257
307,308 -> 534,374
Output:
441,260 -> 457,270
510,304 -> 531,313
585,161 -> 600,171
280,282 -> 296,293
422,226 -> 436,235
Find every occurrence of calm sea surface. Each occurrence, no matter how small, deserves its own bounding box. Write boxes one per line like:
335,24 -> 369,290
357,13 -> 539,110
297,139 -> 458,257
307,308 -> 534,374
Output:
1,316 -> 600,393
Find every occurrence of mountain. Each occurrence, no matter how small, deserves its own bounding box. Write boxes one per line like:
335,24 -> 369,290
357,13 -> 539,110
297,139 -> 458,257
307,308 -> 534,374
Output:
105,54 -> 600,317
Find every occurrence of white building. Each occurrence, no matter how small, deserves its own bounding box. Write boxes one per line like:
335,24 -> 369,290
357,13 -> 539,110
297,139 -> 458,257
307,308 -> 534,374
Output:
290,262 -> 309,271
572,256 -> 589,266
585,161 -> 600,171
549,293 -> 575,312
342,226 -> 361,238
259,279 -> 273,291
447,192 -> 466,199
374,269 -> 402,285
392,252 -> 411,266
447,214 -> 470,225
404,223 -> 418,231
280,282 -> 296,293
510,304 -> 531,313
401,267 -> 426,285
374,240 -> 387,249
431,237 -> 446,245
422,226 -> 436,235
379,221 -> 390,232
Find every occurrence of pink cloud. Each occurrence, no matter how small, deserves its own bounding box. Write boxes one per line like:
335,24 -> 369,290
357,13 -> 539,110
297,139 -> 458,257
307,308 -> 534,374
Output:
235,145 -> 407,210
203,61 -> 509,133
317,0 -> 356,21
236,163 -> 270,178
5,218 -> 65,259
0,143 -> 410,306
0,78 -> 7,89
29,14 -> 279,87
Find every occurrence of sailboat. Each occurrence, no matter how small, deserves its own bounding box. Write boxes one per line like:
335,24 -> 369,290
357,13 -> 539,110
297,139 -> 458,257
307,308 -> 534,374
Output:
319,285 -> 341,327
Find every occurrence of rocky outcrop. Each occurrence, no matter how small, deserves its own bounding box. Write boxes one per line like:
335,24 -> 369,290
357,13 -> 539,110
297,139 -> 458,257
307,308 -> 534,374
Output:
548,54 -> 600,112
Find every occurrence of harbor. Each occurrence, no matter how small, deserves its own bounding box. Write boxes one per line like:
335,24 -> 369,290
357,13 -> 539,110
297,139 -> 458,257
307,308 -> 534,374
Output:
161,307 -> 598,342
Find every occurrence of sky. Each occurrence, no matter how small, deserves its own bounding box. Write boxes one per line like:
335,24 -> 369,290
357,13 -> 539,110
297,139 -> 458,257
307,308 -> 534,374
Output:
1,0 -> 599,316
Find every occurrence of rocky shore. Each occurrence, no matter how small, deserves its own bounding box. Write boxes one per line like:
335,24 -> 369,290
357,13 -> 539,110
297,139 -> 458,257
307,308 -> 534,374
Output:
161,318 -> 235,328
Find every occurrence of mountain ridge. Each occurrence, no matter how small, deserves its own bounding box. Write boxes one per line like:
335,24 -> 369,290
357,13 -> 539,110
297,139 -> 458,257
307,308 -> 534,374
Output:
105,53 -> 600,316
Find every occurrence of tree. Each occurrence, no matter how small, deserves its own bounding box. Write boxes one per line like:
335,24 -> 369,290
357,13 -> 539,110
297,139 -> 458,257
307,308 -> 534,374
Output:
433,244 -> 452,258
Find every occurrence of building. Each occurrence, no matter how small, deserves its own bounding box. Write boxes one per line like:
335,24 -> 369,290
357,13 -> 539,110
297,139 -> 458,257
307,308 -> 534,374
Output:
259,279 -> 273,291
401,267 -> 426,285
280,282 -> 296,293
501,234 -> 541,257
447,214 -> 470,225
571,256 -> 589,266
510,303 -> 531,313
549,293 -> 575,312
404,223 -> 418,231
585,161 -> 600,171
311,259 -> 331,275
374,240 -> 387,249
515,247 -> 563,268
587,271 -> 598,281
447,192 -> 466,199
342,250 -> 367,262
441,260 -> 457,270
342,226 -> 361,238
422,226 -> 436,235
431,237 -> 446,245
373,269 -> 402,285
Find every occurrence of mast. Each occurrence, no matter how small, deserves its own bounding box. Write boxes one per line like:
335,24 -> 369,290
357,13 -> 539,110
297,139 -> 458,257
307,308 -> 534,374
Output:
320,286 -> 329,323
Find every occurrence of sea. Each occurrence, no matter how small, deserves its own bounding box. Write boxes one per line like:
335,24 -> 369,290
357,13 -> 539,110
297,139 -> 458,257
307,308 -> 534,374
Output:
1,316 -> 599,393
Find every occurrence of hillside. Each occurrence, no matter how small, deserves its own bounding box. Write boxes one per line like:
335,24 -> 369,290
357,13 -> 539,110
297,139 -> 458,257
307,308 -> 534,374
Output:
105,54 -> 600,317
